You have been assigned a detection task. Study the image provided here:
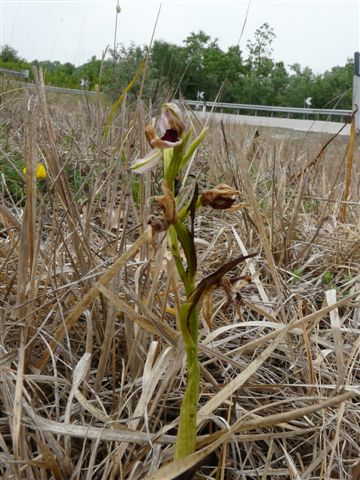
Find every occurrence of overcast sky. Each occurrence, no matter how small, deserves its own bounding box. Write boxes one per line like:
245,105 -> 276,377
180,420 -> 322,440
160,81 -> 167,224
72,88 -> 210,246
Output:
1,0 -> 359,74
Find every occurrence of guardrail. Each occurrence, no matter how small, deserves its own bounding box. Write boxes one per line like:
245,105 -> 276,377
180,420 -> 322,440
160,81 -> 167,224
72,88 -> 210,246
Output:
0,67 -> 29,79
0,69 -> 97,96
32,84 -> 98,96
184,99 -> 352,121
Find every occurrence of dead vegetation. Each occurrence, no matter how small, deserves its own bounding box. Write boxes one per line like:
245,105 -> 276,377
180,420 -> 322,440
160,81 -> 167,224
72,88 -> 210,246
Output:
1,78 -> 360,479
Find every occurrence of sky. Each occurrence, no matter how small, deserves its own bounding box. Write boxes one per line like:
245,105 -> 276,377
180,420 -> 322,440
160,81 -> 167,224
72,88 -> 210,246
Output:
0,0 -> 359,74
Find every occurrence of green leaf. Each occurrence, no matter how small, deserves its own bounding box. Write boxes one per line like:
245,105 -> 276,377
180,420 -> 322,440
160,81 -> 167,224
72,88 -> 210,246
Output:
189,182 -> 199,236
173,221 -> 197,283
163,131 -> 190,192
167,225 -> 187,287
179,127 -> 208,170
163,147 -> 176,191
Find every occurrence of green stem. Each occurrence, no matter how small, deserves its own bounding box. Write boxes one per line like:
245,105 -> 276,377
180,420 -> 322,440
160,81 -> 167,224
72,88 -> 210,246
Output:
175,303 -> 200,459
162,130 -> 208,459
168,221 -> 200,459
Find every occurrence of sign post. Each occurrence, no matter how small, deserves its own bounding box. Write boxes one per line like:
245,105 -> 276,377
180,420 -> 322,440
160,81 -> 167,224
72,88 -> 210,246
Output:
354,51 -> 360,133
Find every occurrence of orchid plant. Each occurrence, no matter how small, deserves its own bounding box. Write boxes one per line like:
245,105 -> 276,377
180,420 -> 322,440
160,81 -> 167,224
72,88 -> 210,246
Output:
131,103 -> 253,459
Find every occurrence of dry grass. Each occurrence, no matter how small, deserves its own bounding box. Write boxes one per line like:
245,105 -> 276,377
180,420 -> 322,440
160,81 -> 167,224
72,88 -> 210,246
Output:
1,80 -> 360,480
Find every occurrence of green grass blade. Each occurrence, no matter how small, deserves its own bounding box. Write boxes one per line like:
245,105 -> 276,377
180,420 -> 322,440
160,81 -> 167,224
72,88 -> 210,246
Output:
103,60 -> 145,138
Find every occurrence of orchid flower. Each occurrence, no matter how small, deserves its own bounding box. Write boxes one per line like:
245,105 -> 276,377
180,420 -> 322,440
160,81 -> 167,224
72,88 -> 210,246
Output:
131,103 -> 185,174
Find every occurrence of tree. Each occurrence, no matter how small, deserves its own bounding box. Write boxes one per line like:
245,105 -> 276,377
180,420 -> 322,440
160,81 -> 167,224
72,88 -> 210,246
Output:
236,23 -> 279,105
246,23 -> 275,76
177,32 -> 246,101
282,64 -> 315,107
269,61 -> 289,105
181,31 -> 212,99
312,60 -> 353,109
104,43 -> 148,101
0,44 -> 22,63
151,40 -> 188,100
184,31 -> 211,53
76,56 -> 102,89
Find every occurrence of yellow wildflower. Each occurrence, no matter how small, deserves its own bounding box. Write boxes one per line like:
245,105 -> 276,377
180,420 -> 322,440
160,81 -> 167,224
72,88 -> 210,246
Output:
22,163 -> 47,180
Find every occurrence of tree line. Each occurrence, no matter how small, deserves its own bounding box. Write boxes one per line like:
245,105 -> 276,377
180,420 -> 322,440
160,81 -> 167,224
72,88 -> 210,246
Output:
0,23 -> 353,109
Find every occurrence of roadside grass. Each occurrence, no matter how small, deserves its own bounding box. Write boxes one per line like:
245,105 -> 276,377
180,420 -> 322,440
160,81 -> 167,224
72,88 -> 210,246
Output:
0,79 -> 360,479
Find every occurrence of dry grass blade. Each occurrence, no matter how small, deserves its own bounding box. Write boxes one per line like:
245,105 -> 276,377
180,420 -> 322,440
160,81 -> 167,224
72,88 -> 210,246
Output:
281,443 -> 302,480
35,226 -> 152,370
197,329 -> 287,423
116,341 -> 175,461
33,67 -> 90,276
228,289 -> 359,356
338,108 -> 356,222
12,93 -> 38,461
326,289 -> 345,390
103,60 -> 145,137
145,391 -> 354,480
326,400 -> 346,479
37,441 -> 65,480
231,226 -> 270,305
237,143 -> 286,314
26,414 -> 176,445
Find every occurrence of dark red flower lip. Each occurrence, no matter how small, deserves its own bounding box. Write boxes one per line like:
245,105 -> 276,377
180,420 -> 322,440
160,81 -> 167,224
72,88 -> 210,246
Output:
161,129 -> 181,144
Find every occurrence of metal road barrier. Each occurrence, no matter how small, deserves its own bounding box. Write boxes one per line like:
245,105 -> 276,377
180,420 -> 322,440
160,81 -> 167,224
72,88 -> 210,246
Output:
0,68 -> 97,95
0,67 -> 29,79
183,99 -> 351,121
20,82 -> 98,96
32,84 -> 98,96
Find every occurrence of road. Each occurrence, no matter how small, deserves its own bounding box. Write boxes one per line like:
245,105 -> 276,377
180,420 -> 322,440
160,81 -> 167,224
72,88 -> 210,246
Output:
196,111 -> 350,136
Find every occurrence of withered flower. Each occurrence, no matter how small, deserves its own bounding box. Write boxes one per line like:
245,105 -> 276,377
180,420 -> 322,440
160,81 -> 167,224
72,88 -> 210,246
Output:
200,183 -> 246,210
156,180 -> 177,225
202,274 -> 252,328
147,214 -> 169,233
147,181 -> 177,237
